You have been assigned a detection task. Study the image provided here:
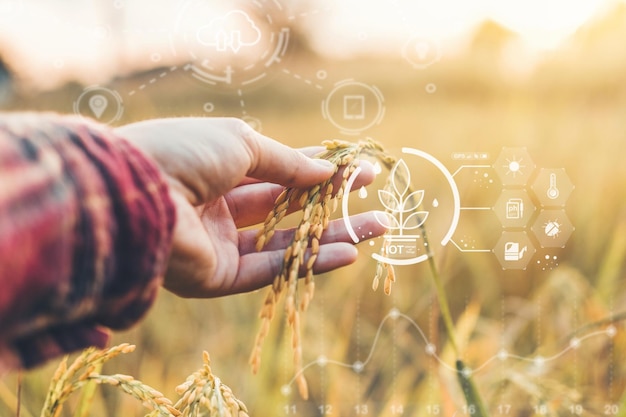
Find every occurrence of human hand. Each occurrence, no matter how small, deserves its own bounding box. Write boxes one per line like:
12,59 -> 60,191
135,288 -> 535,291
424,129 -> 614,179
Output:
117,117 -> 385,298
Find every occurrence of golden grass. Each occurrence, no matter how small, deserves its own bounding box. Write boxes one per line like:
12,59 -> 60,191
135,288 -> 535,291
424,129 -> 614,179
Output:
3,47 -> 626,416
250,139 -> 401,399
37,345 -> 248,417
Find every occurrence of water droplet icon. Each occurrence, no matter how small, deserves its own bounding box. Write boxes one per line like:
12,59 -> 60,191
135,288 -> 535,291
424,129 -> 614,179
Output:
373,161 -> 382,174
432,198 -> 439,207
358,186 -> 368,199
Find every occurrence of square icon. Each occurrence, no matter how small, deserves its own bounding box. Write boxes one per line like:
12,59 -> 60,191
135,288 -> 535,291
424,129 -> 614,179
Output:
343,95 -> 365,120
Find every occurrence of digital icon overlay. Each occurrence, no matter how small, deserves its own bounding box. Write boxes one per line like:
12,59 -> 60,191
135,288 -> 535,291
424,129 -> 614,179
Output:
172,0 -> 290,88
340,145 -> 574,271
322,80 -> 385,135
401,36 -> 441,69
342,147 -> 460,266
73,86 -> 124,125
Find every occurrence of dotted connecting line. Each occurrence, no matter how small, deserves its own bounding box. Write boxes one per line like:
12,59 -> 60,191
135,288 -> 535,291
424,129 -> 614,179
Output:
127,66 -> 178,96
121,28 -> 170,36
355,290 -> 362,402
281,308 -> 618,392
390,0 -> 416,36
237,89 -> 247,116
287,7 -> 331,21
392,298 -> 398,401
573,289 -> 579,391
281,68 -> 324,90
499,296 -> 506,400
609,296 -> 615,400
428,297 -> 435,404
320,286 -> 326,405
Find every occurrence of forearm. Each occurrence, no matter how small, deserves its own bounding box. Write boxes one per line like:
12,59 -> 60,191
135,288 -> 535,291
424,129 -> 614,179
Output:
0,113 -> 175,370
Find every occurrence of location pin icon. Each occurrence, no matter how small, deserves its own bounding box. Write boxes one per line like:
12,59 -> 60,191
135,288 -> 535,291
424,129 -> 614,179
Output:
88,94 -> 108,119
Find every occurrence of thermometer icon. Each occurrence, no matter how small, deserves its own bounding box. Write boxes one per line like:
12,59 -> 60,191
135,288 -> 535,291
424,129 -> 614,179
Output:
547,173 -> 559,199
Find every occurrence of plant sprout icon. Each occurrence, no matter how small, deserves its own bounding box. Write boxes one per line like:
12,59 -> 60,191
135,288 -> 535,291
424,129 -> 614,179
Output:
375,159 -> 429,257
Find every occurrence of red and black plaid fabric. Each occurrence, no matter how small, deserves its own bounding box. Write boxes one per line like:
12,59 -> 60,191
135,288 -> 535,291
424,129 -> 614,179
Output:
0,113 -> 176,370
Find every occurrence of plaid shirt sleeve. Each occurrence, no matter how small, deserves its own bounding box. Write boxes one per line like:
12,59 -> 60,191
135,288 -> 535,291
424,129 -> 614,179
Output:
0,113 -> 176,370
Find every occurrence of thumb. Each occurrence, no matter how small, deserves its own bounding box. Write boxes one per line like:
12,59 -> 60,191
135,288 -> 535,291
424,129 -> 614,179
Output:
240,124 -> 335,188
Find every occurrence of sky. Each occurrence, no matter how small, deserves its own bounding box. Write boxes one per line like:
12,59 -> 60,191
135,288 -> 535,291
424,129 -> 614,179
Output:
0,0 -> 622,89
324,0 -> 619,52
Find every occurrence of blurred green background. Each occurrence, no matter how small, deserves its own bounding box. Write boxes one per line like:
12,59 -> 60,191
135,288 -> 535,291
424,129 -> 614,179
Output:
2,0 -> 626,416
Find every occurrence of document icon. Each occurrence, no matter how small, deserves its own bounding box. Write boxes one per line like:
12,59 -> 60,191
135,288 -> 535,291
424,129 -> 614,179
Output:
343,95 -> 365,120
506,198 -> 523,220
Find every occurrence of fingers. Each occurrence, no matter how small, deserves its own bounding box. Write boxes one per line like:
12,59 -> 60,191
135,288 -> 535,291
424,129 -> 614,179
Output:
235,146 -> 327,187
238,211 -> 387,255
218,243 -> 359,296
225,160 -> 377,228
119,117 -> 335,205
238,123 -> 336,188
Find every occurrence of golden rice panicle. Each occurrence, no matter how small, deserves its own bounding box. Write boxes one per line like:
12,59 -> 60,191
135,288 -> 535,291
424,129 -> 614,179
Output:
372,262 -> 384,291
370,157 -> 407,296
295,374 -> 309,400
249,289 -> 275,374
43,344 -> 249,417
255,188 -> 292,251
383,263 -> 396,295
90,374 -> 180,417
250,138 -> 404,398
41,344 -> 137,417
175,351 -> 249,417
321,139 -> 352,150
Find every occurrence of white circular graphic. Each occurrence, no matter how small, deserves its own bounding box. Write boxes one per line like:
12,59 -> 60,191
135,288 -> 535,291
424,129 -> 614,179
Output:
342,147 -> 460,266
402,36 -> 442,70
322,79 -> 385,136
73,86 -> 124,125
171,0 -> 290,89
242,114 -> 262,132
203,102 -> 215,112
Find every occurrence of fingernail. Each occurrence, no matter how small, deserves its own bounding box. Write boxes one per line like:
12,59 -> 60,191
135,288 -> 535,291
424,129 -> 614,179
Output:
359,159 -> 375,173
315,159 -> 335,170
373,210 -> 392,228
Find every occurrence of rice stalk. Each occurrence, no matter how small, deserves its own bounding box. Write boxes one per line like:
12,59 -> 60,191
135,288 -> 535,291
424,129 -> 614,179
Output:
89,374 -> 179,416
40,343 -> 136,417
250,138 -> 490,413
174,351 -> 249,417
41,345 -> 248,417
249,139 -> 402,397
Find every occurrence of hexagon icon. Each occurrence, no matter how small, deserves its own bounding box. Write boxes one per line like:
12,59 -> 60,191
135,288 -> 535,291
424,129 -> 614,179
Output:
493,189 -> 536,229
531,209 -> 574,248
494,231 -> 536,270
494,147 -> 535,186
531,168 -> 574,207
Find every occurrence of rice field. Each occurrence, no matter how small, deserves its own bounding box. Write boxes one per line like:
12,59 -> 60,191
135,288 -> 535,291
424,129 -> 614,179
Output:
2,5 -> 626,416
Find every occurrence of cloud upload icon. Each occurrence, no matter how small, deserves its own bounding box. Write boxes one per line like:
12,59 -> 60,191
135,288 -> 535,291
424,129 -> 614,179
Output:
196,10 -> 262,53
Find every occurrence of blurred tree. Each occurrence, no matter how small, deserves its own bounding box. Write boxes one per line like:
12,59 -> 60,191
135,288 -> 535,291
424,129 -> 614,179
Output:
535,2 -> 626,91
574,1 -> 626,50
246,0 -> 321,58
569,0 -> 626,73
468,19 -> 519,66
